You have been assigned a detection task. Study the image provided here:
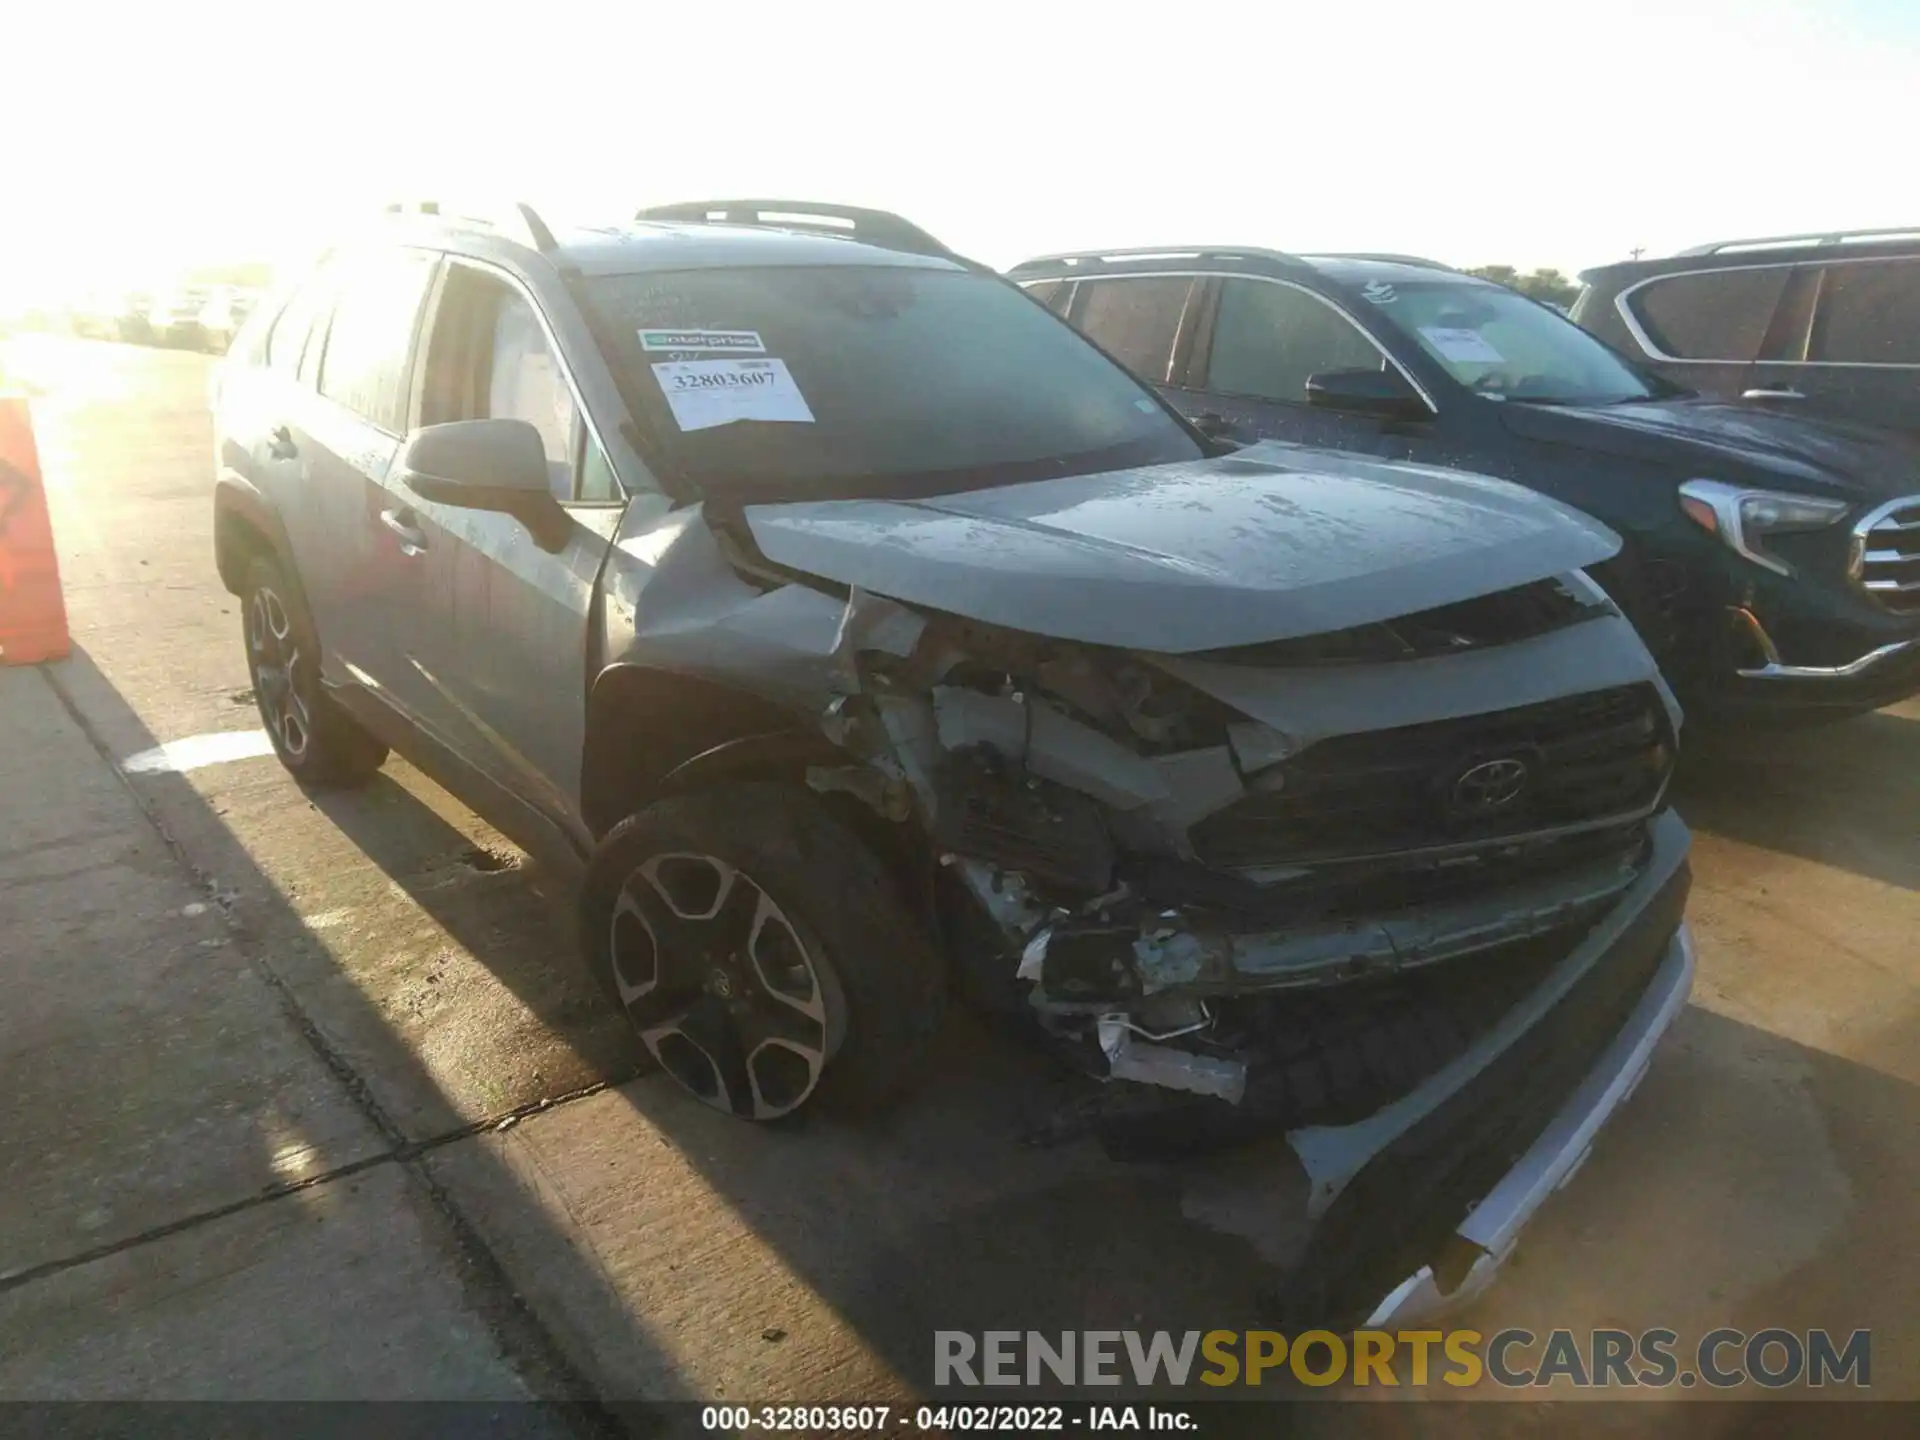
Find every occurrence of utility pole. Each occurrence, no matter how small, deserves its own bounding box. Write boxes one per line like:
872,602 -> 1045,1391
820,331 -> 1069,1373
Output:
1630,247 -> 1645,260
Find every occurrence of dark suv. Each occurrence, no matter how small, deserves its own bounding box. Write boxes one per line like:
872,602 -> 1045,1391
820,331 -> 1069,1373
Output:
1011,245 -> 1920,723
1572,227 -> 1920,438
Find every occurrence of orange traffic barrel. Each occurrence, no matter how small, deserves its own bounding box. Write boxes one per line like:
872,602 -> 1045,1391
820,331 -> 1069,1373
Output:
0,396 -> 71,665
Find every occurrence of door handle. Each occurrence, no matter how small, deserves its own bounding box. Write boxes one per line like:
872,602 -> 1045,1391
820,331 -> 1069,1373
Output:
380,507 -> 428,556
268,425 -> 298,459
1741,387 -> 1807,402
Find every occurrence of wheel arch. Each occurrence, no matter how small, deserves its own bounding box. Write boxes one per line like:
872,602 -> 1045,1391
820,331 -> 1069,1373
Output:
214,472 -> 301,601
580,664 -> 833,840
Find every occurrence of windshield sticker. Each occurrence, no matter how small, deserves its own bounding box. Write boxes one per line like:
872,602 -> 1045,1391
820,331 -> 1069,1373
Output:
1419,326 -> 1505,364
639,328 -> 766,355
652,358 -> 815,432
1361,281 -> 1397,305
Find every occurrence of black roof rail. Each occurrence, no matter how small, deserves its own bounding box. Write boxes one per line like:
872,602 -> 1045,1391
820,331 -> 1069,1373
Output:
1008,245 -> 1308,274
634,199 -> 949,256
1675,226 -> 1920,257
384,200 -> 558,254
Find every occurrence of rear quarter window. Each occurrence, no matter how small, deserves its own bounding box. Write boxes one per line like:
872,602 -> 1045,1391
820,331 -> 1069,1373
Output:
1626,267 -> 1792,361
1020,279 -> 1073,315
1068,276 -> 1197,382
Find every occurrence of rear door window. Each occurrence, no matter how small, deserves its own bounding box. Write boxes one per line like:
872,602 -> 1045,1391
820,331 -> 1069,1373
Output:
1626,267 -> 1792,361
1068,276 -> 1197,381
1808,260 -> 1920,364
315,249 -> 439,432
1203,279 -> 1386,404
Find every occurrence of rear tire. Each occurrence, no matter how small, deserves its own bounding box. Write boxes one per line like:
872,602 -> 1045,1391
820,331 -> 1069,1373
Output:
240,554 -> 388,789
580,784 -> 947,1121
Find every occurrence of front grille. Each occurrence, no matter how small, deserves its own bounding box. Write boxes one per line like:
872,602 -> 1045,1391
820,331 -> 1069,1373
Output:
1854,495 -> 1920,614
1191,685 -> 1672,868
1200,578 -> 1602,667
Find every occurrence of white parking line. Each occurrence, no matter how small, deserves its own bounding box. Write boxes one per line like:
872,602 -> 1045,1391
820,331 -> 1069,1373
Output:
121,729 -> 275,774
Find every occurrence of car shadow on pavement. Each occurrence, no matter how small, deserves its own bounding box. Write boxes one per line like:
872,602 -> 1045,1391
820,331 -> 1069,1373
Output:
1673,707 -> 1918,891
36,646 -> 686,1413
308,771 -> 642,1085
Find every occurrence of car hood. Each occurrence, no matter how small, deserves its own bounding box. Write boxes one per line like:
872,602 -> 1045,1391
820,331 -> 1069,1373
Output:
741,442 -> 1620,654
1500,398 -> 1920,501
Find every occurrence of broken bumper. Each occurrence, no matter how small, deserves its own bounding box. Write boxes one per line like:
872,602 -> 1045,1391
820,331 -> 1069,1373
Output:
1272,809 -> 1692,1327
1365,920 -> 1693,1326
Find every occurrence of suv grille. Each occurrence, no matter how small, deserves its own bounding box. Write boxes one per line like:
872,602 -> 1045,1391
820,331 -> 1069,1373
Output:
1853,496 -> 1920,614
1200,578 -> 1602,667
1191,685 -> 1672,869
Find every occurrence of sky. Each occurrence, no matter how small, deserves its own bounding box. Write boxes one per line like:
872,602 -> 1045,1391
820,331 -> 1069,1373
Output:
3,0 -> 1916,302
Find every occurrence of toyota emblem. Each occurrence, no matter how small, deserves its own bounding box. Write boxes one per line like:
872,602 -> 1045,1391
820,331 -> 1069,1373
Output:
1449,756 -> 1530,816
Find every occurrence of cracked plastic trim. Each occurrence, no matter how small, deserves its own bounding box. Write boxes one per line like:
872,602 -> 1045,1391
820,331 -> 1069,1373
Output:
1287,810 -> 1690,1218
1153,612 -> 1681,749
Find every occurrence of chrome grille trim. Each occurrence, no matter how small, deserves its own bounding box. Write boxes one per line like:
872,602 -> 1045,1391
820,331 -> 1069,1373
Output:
1850,495 -> 1920,613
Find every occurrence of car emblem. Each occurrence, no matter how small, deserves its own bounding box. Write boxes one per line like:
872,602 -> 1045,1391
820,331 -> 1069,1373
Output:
1448,756 -> 1530,816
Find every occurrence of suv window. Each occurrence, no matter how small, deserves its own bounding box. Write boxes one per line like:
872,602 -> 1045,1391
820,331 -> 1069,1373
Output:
1809,260 -> 1920,364
1374,280 -> 1657,405
1626,268 -> 1792,361
266,273 -> 333,379
487,294 -> 577,492
1069,277 -> 1195,381
1206,279 -> 1385,403
1022,279 -> 1071,315
316,250 -> 437,431
581,265 -> 1201,499
419,265 -> 586,500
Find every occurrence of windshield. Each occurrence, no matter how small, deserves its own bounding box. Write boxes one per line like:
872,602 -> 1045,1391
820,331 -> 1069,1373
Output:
582,266 -> 1202,498
1362,280 -> 1659,405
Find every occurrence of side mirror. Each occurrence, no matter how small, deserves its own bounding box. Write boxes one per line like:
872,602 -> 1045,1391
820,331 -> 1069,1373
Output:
1190,411 -> 1247,449
396,419 -> 554,511
395,419 -> 570,551
1305,367 -> 1430,422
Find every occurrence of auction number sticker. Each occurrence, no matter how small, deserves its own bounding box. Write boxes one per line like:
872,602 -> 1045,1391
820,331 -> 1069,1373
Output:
1419,326 -> 1505,364
652,358 -> 816,431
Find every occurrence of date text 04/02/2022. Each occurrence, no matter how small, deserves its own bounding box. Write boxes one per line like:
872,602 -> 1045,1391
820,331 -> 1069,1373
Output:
699,1404 -> 1197,1431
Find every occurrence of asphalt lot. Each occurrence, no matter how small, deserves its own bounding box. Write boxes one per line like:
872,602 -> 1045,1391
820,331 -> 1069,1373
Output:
2,334 -> 1916,1423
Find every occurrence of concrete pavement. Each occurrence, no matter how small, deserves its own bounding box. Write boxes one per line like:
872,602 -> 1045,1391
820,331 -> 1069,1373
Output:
3,333 -> 1916,1418
0,665 -> 565,1407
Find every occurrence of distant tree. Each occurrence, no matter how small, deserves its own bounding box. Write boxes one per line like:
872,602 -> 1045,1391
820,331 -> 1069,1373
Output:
1466,264 -> 1580,310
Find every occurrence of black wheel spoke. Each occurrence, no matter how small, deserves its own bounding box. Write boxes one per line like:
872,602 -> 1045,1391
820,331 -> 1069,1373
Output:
668,995 -> 756,1118
737,992 -> 825,1053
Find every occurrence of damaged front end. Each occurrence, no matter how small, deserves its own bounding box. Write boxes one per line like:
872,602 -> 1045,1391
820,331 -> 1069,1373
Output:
796,570 -> 1680,1146
598,439 -> 1694,1322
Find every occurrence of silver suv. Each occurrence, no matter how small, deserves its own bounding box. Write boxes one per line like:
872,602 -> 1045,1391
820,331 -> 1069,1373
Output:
212,199 -> 1694,1324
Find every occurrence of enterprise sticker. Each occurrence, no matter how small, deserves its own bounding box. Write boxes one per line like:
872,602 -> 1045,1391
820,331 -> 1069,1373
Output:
638,328 -> 766,354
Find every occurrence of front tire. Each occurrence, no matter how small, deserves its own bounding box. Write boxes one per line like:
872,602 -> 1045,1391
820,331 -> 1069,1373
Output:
241,554 -> 388,788
580,784 -> 947,1122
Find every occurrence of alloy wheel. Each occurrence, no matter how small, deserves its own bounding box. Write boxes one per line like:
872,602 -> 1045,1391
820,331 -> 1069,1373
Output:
247,586 -> 312,763
609,852 -> 846,1120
